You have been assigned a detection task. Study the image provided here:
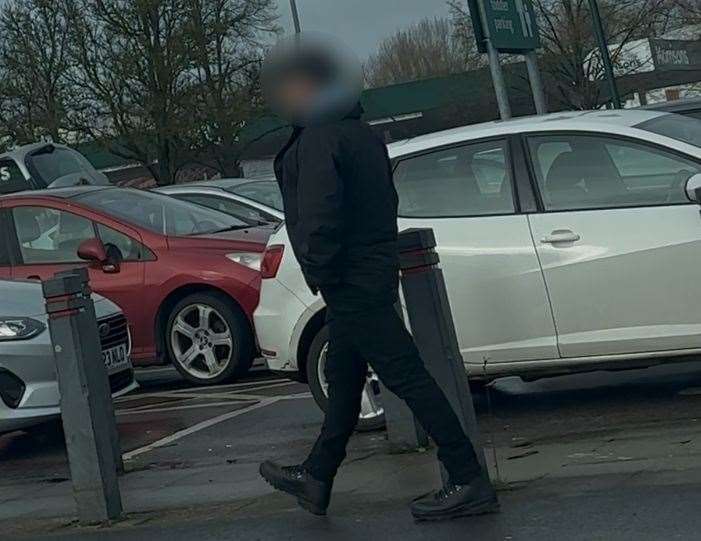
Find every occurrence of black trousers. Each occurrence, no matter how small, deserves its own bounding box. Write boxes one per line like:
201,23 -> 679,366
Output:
303,288 -> 482,485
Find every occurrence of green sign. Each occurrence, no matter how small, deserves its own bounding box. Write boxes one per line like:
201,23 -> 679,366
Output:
472,0 -> 540,53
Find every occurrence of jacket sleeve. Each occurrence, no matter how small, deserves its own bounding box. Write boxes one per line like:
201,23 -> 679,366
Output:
295,128 -> 346,289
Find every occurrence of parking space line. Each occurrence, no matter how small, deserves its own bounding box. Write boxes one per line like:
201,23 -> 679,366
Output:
114,380 -> 296,404
116,400 -> 258,415
123,398 -> 279,461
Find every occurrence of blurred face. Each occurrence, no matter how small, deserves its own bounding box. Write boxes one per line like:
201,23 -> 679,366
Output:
274,74 -> 321,121
263,32 -> 362,127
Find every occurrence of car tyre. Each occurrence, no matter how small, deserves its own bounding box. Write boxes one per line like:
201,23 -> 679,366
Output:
306,325 -> 386,432
166,292 -> 253,386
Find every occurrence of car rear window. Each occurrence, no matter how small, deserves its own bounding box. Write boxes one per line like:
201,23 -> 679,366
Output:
76,188 -> 249,236
637,113 -> 701,149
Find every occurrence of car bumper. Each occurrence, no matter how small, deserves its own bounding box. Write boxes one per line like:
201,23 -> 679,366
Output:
0,331 -> 138,435
254,278 -> 308,374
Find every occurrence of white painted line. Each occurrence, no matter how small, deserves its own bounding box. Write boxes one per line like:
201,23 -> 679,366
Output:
123,398 -> 278,461
114,380 -> 296,404
164,379 -> 290,393
117,392 -> 312,415
117,400 -> 257,415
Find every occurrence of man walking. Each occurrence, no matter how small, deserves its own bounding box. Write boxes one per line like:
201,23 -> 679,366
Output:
259,35 -> 498,522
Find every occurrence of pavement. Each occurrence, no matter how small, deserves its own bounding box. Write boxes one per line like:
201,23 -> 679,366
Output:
5,361 -> 701,540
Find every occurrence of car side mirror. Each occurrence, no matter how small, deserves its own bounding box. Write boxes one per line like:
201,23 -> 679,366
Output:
77,238 -> 119,273
685,173 -> 701,203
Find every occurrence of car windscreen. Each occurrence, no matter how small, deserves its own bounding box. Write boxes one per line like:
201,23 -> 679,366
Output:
224,181 -> 284,211
637,113 -> 701,149
75,188 -> 250,236
26,146 -> 109,186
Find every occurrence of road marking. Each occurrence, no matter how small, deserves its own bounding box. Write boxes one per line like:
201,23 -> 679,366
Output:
116,400 -> 258,415
114,380 -> 295,403
123,398 -> 279,461
118,392 -> 311,415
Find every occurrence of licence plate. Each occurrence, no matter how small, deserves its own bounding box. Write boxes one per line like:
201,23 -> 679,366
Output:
102,343 -> 130,373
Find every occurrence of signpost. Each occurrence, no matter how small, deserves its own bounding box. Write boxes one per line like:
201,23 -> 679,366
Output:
480,0 -> 540,52
466,0 -> 546,118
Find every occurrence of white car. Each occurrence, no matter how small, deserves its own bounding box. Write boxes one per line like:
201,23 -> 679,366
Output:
254,109 -> 701,429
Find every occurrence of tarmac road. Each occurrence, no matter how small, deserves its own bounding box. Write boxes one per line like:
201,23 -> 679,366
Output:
6,360 -> 701,539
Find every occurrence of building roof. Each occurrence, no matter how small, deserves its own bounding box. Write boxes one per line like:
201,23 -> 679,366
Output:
68,60 -> 701,169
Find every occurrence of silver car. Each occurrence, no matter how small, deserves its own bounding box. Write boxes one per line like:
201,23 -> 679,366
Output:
0,143 -> 110,196
0,279 -> 137,434
155,178 -> 284,225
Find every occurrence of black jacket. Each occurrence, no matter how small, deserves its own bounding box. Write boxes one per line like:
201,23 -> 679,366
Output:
274,104 -> 400,306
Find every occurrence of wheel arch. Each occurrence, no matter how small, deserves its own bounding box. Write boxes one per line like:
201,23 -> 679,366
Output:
295,307 -> 327,383
155,283 -> 254,363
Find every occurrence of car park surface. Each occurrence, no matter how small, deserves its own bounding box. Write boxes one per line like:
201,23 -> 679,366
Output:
254,109 -> 701,423
0,186 -> 271,385
0,278 -> 137,434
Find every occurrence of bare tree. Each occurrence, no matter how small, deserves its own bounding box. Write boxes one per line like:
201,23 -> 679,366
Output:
673,0 -> 701,25
0,0 -> 72,147
364,16 -> 483,88
183,0 -> 279,177
449,0 -> 676,109
535,0 -> 675,109
62,0 -> 194,185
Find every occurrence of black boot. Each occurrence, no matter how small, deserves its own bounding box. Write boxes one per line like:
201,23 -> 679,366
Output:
410,475 -> 499,522
259,461 -> 333,516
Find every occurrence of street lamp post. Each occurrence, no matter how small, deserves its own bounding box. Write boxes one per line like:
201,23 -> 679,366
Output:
588,0 -> 623,108
289,0 -> 301,34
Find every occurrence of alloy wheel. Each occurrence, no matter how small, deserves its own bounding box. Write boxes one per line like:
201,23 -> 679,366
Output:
317,343 -> 384,421
170,303 -> 233,380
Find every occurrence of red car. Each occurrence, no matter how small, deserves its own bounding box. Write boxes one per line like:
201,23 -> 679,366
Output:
0,186 -> 270,385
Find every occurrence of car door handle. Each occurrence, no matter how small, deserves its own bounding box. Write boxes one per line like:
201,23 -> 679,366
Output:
541,230 -> 581,244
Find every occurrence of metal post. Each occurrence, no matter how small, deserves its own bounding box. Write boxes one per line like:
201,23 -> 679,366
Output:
477,0 -> 512,119
289,0 -> 301,34
43,268 -> 123,524
525,51 -> 547,115
588,0 -> 622,108
397,229 -> 490,483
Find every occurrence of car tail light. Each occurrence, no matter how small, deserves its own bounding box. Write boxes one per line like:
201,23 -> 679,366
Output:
261,244 -> 285,279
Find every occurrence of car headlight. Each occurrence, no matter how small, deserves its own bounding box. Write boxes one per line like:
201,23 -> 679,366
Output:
226,252 -> 263,271
0,317 -> 46,341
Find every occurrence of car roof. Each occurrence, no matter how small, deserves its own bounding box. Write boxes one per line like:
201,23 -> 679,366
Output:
387,109 -> 668,158
642,97 -> 701,113
159,177 -> 276,192
0,142 -> 72,163
0,184 -> 116,201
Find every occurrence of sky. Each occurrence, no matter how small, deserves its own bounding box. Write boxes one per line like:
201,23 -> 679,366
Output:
0,0 -> 456,61
275,0 -> 454,59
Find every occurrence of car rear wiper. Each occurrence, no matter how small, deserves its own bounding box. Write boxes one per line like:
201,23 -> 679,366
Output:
204,225 -> 251,234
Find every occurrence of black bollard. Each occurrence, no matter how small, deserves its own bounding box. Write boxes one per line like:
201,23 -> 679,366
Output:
42,268 -> 123,524
387,228 -> 490,481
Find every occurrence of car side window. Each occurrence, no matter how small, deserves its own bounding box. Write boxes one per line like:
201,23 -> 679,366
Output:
394,140 -> 515,218
0,160 -> 30,194
229,182 -> 284,212
177,194 -> 276,224
528,134 -> 701,211
96,223 -> 150,261
12,206 -> 96,264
